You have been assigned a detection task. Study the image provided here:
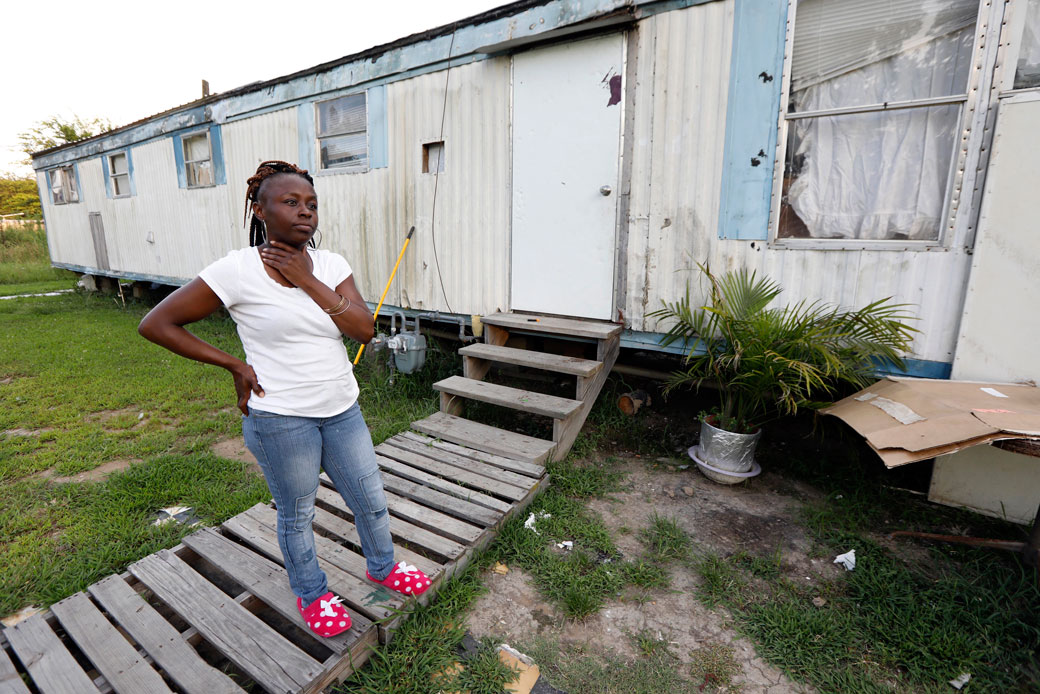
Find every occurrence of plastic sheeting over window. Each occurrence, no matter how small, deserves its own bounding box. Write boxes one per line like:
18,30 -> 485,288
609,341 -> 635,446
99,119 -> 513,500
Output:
1015,0 -> 1040,89
778,0 -> 978,241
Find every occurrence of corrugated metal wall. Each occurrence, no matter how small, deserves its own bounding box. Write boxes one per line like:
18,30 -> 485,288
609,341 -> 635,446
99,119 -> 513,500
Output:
623,0 -> 974,363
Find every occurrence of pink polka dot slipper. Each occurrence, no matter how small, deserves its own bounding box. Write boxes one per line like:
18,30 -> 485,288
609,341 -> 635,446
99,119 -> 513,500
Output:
297,592 -> 352,638
367,561 -> 432,596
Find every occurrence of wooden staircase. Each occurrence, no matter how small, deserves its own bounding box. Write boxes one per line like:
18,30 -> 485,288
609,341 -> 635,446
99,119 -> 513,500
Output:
412,312 -> 621,464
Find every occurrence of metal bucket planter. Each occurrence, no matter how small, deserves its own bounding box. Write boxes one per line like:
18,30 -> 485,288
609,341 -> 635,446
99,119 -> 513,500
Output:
688,416 -> 762,485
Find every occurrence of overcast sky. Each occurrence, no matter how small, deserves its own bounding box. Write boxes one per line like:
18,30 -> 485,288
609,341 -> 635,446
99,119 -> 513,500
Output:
0,0 -> 506,177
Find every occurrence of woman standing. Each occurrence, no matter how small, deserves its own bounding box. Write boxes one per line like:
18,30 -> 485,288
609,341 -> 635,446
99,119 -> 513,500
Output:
139,160 -> 430,639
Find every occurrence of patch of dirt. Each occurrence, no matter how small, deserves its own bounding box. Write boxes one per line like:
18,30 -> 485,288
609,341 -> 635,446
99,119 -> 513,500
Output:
34,458 -> 140,484
211,436 -> 261,475
2,427 -> 54,437
85,407 -> 150,432
466,456 -> 831,693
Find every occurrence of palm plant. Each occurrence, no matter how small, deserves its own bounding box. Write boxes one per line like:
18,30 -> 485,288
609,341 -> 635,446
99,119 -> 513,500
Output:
649,264 -> 917,434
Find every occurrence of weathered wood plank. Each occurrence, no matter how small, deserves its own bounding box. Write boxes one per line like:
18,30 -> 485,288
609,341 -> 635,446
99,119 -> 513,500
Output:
375,470 -> 504,528
384,436 -> 539,490
129,550 -> 322,694
376,443 -> 529,501
50,592 -> 174,694
315,485 -> 468,559
433,376 -> 581,419
88,575 -> 245,694
0,645 -> 31,694
398,431 -> 546,478
222,506 -> 399,622
311,506 -> 440,579
553,334 -> 619,461
412,412 -> 555,464
480,312 -> 621,340
5,612 -> 103,694
181,528 -> 373,656
374,455 -> 512,514
459,343 -> 603,377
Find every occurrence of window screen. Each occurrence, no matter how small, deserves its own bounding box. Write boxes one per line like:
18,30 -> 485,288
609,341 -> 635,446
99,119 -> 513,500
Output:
183,133 -> 214,188
317,93 -> 368,170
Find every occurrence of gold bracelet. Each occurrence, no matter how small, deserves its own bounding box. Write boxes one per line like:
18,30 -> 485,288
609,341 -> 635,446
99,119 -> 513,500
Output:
328,296 -> 352,316
323,295 -> 347,314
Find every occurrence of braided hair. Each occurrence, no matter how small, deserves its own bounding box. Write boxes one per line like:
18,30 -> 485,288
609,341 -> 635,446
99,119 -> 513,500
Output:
243,160 -> 316,247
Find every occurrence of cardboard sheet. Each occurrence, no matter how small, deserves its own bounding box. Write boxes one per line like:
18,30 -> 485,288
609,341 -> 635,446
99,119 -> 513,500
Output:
820,377 -> 1040,467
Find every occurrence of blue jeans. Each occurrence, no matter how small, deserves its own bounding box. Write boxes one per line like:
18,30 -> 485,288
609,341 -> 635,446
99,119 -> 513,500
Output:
242,403 -> 396,606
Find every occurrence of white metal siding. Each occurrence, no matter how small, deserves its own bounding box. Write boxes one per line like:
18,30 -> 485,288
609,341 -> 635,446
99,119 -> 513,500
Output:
314,58 -> 511,313
623,0 -> 974,363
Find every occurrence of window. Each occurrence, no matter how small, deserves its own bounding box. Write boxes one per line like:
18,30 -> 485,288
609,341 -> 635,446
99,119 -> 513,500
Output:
49,165 -> 79,205
108,152 -> 131,197
182,132 -> 214,187
1014,0 -> 1040,89
317,93 -> 367,171
775,0 -> 980,242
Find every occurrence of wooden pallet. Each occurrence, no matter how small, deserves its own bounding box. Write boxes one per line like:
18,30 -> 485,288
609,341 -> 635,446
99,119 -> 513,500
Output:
1,430 -> 547,694
419,311 -> 621,463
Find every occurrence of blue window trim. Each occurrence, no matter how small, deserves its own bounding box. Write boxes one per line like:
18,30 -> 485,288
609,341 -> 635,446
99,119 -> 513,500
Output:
101,149 -> 136,199
171,125 -> 226,189
717,0 -> 788,240
297,103 -> 317,173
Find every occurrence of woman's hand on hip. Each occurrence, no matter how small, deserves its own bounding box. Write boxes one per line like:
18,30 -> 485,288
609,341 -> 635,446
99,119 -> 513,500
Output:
231,361 -> 265,415
260,241 -> 314,287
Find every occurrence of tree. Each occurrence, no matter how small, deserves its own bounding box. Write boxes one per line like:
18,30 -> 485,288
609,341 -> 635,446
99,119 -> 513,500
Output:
0,176 -> 42,218
17,115 -> 113,161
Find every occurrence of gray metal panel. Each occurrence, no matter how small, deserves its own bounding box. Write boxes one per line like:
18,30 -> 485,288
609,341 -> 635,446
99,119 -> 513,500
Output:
623,0 -> 973,363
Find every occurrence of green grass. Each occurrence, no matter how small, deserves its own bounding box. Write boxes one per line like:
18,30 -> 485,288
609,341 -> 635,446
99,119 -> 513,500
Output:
685,423 -> 1040,693
520,634 -> 695,694
0,292 -> 456,616
641,513 -> 693,563
0,223 -> 77,286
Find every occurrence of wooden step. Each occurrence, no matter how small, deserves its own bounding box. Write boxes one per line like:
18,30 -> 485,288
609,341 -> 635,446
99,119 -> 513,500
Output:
481,312 -> 621,340
412,412 -> 555,464
459,343 -> 602,378
434,375 -> 581,419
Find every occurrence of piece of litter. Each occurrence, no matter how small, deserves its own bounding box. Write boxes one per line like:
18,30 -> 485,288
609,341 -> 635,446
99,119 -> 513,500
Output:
153,506 -> 201,527
676,464 -> 689,470
682,486 -> 695,496
1,605 -> 41,628
980,387 -> 1007,398
137,412 -> 145,420
812,597 -> 827,607
523,511 -> 551,535
949,673 -> 971,689
556,541 -> 573,551
834,549 -> 856,571
492,562 -> 509,575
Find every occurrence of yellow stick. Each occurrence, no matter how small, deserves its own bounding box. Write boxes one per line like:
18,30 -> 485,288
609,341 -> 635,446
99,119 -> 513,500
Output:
354,226 -> 415,365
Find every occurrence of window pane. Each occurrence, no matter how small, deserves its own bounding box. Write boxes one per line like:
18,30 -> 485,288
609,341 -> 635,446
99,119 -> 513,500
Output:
778,105 -> 961,241
1015,0 -> 1040,89
320,133 -> 368,169
110,153 -> 128,175
791,0 -> 977,109
63,168 -> 78,203
318,94 -> 366,137
187,161 -> 214,187
183,134 -> 210,163
113,174 -> 129,197
51,171 -> 65,204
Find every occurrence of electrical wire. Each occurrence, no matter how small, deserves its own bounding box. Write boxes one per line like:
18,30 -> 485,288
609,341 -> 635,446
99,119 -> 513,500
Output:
429,24 -> 457,315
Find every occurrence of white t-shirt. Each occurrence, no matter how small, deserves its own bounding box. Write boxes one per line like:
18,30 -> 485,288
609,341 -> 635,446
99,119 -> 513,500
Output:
199,247 -> 360,417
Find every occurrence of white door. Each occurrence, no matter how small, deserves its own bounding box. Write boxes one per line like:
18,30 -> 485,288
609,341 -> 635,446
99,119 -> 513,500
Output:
511,34 -> 624,320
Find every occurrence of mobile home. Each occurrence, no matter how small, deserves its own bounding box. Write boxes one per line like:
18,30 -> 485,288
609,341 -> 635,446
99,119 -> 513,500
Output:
32,0 -> 1040,383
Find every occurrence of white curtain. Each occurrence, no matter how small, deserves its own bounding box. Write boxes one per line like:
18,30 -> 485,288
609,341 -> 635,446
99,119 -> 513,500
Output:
783,0 -> 977,241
